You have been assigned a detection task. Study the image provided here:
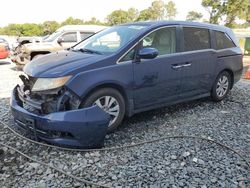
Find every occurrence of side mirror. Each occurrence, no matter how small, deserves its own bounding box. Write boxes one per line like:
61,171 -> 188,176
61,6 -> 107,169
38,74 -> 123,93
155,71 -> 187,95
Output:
57,37 -> 64,45
138,48 -> 158,59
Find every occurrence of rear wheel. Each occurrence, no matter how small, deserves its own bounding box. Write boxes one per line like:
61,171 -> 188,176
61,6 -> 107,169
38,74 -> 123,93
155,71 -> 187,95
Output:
211,71 -> 232,102
81,88 -> 125,133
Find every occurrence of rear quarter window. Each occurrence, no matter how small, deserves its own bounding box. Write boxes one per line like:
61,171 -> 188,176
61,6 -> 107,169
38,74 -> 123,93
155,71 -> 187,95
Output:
214,31 -> 236,50
183,27 -> 211,51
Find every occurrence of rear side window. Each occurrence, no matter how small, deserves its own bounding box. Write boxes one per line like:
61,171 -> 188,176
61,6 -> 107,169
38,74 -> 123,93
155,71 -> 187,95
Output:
214,31 -> 236,50
61,32 -> 77,42
183,27 -> 211,51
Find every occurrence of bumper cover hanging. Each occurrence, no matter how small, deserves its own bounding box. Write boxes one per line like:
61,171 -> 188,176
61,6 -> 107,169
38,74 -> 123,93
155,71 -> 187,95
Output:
10,86 -> 110,148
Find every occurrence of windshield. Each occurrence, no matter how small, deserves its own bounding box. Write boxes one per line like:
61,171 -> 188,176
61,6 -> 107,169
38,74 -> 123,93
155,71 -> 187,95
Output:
44,30 -> 63,42
73,25 -> 148,55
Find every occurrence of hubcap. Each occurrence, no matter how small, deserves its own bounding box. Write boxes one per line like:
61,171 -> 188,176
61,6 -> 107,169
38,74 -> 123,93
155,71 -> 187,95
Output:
94,96 -> 120,126
216,75 -> 229,98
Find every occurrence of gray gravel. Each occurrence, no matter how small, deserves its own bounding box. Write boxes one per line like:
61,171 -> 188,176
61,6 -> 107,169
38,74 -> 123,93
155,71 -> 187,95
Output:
0,64 -> 250,187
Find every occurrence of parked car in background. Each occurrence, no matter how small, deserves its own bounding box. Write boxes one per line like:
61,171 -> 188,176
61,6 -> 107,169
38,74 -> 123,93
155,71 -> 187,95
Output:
0,45 -> 9,59
0,38 -> 10,59
11,21 -> 243,148
0,35 -> 19,50
17,36 -> 44,46
12,25 -> 108,65
0,37 -> 9,48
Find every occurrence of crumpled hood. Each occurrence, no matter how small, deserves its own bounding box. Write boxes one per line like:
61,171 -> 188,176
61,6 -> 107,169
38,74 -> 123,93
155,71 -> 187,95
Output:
24,50 -> 107,77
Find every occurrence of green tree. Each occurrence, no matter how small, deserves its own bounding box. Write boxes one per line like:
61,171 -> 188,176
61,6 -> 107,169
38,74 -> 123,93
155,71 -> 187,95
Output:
0,23 -> 43,36
0,24 -> 22,36
42,21 -> 60,35
186,11 -> 203,21
127,8 -> 139,22
106,10 -> 129,25
0,17 -> 107,36
202,0 -> 222,24
21,23 -> 43,36
245,5 -> 250,23
84,17 -> 106,25
150,0 -> 166,20
165,1 -> 177,20
223,0 -> 249,27
137,0 -> 178,21
61,17 -> 84,26
137,9 -> 154,21
202,0 -> 249,27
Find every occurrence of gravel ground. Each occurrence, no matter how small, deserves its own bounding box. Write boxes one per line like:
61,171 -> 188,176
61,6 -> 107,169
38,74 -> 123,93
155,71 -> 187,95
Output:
0,62 -> 22,98
0,63 -> 250,187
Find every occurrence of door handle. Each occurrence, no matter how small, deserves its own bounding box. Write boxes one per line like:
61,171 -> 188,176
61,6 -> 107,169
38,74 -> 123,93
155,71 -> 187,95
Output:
182,63 -> 191,67
171,65 -> 182,70
171,62 -> 191,70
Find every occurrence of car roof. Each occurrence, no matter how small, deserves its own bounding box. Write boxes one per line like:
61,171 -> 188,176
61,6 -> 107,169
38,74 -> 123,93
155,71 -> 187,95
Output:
56,25 -> 108,32
122,21 -> 230,32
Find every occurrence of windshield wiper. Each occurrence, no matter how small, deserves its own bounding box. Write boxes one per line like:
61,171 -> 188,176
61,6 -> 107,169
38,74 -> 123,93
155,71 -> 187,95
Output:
74,48 -> 103,55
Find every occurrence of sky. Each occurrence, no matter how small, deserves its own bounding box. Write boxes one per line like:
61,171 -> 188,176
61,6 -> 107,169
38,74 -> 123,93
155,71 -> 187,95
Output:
0,0 -> 208,27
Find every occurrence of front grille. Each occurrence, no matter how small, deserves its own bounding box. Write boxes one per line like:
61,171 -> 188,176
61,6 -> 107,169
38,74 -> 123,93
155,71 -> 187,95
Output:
17,85 -> 42,114
23,102 -> 40,114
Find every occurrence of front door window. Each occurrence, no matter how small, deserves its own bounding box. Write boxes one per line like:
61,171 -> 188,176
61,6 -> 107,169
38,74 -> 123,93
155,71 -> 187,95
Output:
141,27 -> 176,56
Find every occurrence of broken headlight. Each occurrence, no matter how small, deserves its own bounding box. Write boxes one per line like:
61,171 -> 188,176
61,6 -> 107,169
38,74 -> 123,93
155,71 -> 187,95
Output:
31,76 -> 71,92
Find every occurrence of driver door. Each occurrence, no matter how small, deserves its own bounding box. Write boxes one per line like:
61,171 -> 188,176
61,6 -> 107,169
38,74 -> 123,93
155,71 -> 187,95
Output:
133,26 -> 183,109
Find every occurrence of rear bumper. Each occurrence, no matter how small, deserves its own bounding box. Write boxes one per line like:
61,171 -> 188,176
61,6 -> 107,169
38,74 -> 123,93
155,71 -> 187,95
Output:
10,86 -> 110,148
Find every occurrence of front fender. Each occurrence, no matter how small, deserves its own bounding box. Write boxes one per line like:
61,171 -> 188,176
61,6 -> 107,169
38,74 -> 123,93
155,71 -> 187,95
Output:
66,63 -> 133,99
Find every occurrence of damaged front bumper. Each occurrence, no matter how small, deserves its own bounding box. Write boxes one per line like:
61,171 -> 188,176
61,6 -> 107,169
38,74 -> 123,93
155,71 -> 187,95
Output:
10,86 -> 110,148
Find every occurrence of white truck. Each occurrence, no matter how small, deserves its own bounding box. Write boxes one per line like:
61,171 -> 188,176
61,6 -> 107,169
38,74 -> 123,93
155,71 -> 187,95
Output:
12,25 -> 107,65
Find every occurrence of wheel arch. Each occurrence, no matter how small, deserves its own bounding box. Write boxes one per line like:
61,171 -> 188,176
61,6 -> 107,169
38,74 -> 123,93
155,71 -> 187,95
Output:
82,83 -> 130,115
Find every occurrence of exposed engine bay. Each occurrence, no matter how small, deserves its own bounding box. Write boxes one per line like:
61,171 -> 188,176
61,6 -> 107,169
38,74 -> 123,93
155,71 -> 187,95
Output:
17,74 -> 81,114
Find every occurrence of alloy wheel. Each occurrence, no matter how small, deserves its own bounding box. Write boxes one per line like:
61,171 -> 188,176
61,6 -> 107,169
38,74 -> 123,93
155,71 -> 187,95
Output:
94,96 -> 120,126
216,75 -> 229,98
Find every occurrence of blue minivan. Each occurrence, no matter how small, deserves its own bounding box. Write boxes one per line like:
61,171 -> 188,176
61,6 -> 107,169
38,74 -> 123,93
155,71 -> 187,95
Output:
11,21 -> 243,147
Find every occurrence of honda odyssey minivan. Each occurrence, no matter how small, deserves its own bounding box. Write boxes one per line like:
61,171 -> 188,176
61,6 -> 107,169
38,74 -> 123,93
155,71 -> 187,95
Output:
11,21 -> 243,148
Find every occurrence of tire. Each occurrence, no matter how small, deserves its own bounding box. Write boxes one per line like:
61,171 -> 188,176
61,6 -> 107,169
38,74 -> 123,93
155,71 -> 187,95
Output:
81,88 -> 125,133
211,71 -> 232,102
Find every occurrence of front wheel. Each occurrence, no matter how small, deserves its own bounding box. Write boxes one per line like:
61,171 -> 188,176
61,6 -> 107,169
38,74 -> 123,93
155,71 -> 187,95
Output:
211,71 -> 232,102
81,88 -> 125,133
